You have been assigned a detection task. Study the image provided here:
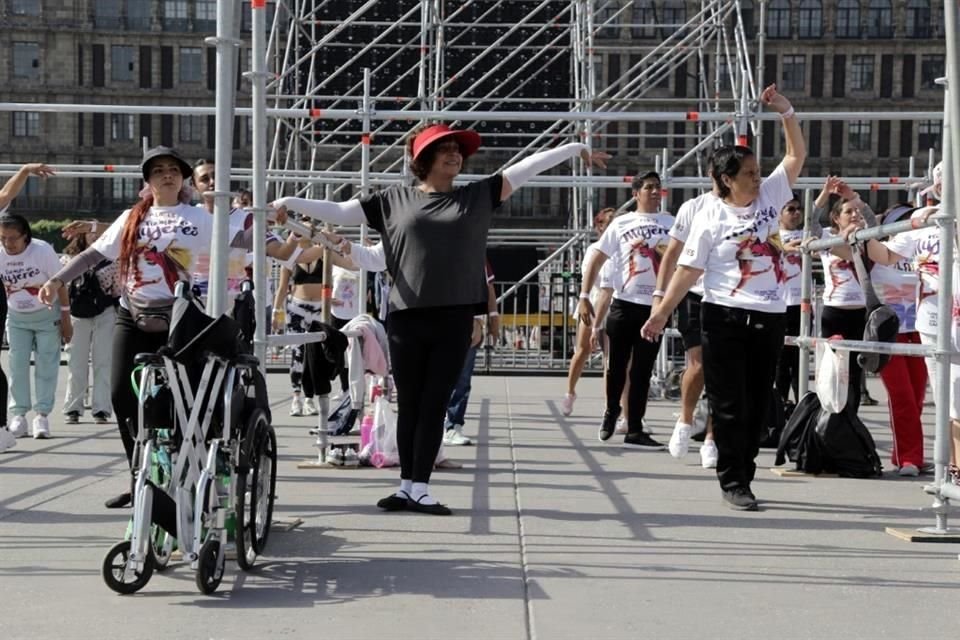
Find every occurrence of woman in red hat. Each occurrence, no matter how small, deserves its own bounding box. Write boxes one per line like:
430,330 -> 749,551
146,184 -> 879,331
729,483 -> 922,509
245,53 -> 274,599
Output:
274,123 -> 608,514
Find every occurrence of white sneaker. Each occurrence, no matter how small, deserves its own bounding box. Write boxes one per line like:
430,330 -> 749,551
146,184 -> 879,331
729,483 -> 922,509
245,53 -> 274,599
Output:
700,439 -> 719,469
32,415 -> 50,440
898,463 -> 920,477
8,415 -> 28,438
343,448 -> 359,467
289,395 -> 303,416
668,421 -> 693,459
444,424 -> 473,446
560,392 -> 576,416
614,416 -> 628,435
302,397 -> 319,416
0,428 -> 16,452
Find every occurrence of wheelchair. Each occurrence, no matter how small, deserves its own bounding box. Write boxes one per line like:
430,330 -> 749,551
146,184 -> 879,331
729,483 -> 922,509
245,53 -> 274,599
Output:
102,284 -> 277,595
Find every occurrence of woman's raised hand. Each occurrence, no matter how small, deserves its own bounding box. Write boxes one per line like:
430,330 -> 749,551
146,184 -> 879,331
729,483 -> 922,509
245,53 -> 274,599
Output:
580,149 -> 611,169
760,83 -> 792,114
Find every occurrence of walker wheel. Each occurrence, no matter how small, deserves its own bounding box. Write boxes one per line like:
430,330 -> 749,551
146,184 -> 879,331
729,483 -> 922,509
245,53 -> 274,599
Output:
102,540 -> 154,595
195,538 -> 224,594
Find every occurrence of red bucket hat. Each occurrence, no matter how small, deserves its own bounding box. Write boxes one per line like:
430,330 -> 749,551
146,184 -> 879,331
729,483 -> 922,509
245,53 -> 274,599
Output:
411,124 -> 482,162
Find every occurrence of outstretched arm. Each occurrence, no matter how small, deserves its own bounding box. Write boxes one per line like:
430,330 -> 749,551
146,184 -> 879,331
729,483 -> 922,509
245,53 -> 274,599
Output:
760,84 -> 805,186
501,144 -> 610,201
0,163 -> 55,210
271,197 -> 366,226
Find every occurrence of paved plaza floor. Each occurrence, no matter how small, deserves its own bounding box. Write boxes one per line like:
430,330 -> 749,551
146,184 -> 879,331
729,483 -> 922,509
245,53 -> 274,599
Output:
1,366 -> 958,639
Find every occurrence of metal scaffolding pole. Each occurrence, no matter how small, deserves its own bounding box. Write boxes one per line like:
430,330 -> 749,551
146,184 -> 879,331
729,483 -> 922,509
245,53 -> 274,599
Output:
247,0 -> 270,367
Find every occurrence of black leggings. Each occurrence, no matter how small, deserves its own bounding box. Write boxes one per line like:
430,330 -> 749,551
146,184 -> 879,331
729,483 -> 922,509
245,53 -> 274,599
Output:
820,305 -> 865,414
111,307 -> 170,465
776,304 -> 802,405
388,306 -> 473,483
605,299 -> 661,433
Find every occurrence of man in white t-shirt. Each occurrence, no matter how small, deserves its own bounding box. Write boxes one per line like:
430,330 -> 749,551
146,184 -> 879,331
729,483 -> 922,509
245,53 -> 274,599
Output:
577,171 -> 672,450
654,189 -> 719,467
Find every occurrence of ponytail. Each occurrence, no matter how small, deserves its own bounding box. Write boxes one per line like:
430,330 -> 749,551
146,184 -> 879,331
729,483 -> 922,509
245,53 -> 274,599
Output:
118,194 -> 153,284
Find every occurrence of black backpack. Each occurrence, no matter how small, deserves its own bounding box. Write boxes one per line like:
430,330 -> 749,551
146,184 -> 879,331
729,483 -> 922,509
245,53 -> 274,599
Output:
776,391 -> 883,478
850,246 -> 900,374
68,260 -> 117,318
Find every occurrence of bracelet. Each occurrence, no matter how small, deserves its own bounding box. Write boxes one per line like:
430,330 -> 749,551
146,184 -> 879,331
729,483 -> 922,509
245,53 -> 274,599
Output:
272,308 -> 284,315
488,311 -> 499,317
578,293 -> 591,300
652,289 -> 666,298
780,106 -> 796,120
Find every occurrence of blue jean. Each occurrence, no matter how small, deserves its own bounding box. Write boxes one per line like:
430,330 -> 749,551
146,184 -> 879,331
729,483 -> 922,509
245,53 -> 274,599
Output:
8,307 -> 62,416
445,345 -> 478,428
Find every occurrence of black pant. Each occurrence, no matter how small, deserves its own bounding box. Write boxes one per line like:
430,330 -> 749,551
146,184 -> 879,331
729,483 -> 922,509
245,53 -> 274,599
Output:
605,299 -> 661,433
776,304 -> 802,405
820,306 -> 865,414
701,302 -> 785,492
388,306 -> 474,483
332,316 -> 350,392
111,307 -> 170,465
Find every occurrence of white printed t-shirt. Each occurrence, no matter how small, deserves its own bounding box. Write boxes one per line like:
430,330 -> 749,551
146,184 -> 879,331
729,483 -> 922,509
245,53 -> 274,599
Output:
669,192 -> 718,296
780,228 -> 804,306
0,239 -> 63,313
678,164 -> 794,313
872,257 -> 917,333
594,212 -> 673,306
93,203 -> 243,310
820,229 -> 866,307
885,222 -> 941,335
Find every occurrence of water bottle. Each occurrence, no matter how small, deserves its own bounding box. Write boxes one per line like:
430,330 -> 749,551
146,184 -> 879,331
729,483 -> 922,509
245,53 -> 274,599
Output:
360,414 -> 375,450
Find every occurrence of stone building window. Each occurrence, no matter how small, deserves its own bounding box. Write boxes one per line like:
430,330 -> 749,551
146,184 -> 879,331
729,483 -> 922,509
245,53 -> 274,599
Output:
93,0 -> 122,28
12,41 -> 39,79
111,45 -> 135,82
126,0 -> 151,30
179,115 -> 204,142
851,55 -> 874,91
662,0 -> 687,36
866,0 -> 893,38
918,120 -> 942,152
797,0 -> 822,38
110,114 -> 135,141
848,121 -> 872,152
12,112 -> 40,137
179,47 -> 202,82
196,0 -> 216,31
163,0 -> 188,31
596,0 -> 621,39
10,0 -> 40,16
781,55 -> 805,91
905,0 -> 932,38
766,0 -> 791,39
921,54 -> 945,89
632,0 -> 656,38
835,0 -> 861,37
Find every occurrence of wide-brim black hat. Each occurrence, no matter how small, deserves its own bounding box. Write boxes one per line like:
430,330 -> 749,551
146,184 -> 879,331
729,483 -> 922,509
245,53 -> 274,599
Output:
141,146 -> 193,183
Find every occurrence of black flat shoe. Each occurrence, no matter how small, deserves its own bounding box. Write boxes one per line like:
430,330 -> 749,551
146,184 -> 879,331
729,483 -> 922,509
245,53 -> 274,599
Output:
377,491 -> 410,511
406,495 -> 452,516
104,492 -> 132,509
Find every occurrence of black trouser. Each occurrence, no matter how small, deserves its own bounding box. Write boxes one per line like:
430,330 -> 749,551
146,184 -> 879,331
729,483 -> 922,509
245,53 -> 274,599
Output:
111,307 -> 169,465
820,305 -> 865,414
605,299 -> 662,433
388,305 -> 474,483
332,316 -> 350,392
776,304 -> 802,405
701,302 -> 785,492
0,285 -> 7,426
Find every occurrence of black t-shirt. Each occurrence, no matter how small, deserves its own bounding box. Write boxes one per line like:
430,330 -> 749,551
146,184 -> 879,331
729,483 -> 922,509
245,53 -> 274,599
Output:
360,175 -> 502,313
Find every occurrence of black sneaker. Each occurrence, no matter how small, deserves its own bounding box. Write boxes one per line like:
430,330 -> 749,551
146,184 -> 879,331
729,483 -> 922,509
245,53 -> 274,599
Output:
623,431 -> 666,450
65,412 -> 79,424
104,492 -> 132,509
93,412 -> 109,425
722,487 -> 759,511
598,411 -> 619,442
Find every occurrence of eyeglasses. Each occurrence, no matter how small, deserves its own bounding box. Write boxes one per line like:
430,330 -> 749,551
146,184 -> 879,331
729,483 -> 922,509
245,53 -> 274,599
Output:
0,234 -> 24,244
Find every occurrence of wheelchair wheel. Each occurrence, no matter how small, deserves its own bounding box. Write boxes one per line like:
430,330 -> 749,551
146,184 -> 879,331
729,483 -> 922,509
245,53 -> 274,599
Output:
102,540 -> 154,595
251,421 -> 277,555
234,468 -> 256,571
195,538 -> 225,594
